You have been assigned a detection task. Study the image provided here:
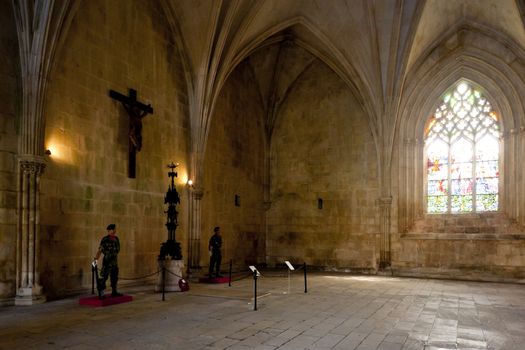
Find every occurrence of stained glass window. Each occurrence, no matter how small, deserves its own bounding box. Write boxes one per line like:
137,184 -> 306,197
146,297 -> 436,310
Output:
425,81 -> 500,213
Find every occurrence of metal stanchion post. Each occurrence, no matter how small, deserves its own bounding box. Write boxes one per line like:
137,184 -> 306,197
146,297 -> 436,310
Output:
304,262 -> 307,293
287,269 -> 291,294
162,266 -> 166,301
229,259 -> 232,287
284,260 -> 294,295
253,270 -> 258,311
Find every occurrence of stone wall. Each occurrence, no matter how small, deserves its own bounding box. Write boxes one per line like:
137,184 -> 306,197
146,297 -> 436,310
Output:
392,213 -> 525,281
267,61 -> 380,271
0,1 -> 20,302
202,60 -> 266,272
40,0 -> 189,298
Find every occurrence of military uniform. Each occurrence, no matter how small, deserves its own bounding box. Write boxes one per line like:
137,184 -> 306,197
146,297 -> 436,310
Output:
208,234 -> 222,277
98,235 -> 120,295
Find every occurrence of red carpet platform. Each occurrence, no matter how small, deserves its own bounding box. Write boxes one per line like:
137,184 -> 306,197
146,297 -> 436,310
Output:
199,276 -> 230,284
79,294 -> 133,307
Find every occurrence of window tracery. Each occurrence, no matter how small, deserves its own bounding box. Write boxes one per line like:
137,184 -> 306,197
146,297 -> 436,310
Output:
425,81 -> 500,213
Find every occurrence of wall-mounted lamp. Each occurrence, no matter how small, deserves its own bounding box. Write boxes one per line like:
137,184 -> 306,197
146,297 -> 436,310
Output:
187,179 -> 193,187
45,149 -> 52,156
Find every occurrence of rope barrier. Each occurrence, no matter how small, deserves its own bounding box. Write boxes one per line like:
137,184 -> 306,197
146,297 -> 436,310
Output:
92,267 -> 303,282
164,268 -> 184,279
230,273 -> 253,282
90,261 -> 309,304
260,272 -> 288,278
119,269 -> 160,281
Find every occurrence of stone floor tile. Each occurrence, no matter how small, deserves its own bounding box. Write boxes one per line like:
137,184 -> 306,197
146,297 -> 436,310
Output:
312,333 -> 345,348
0,273 -> 523,350
208,337 -> 240,349
402,338 -> 425,350
456,338 -> 488,349
384,333 -> 407,344
377,341 -> 403,350
277,335 -> 320,349
263,336 -> 290,347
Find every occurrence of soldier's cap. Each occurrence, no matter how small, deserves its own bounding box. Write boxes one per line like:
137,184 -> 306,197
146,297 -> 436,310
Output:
107,224 -> 116,230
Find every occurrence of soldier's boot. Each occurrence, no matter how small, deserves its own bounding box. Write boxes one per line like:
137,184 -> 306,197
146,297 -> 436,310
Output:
97,280 -> 105,299
110,268 -> 122,297
111,289 -> 123,297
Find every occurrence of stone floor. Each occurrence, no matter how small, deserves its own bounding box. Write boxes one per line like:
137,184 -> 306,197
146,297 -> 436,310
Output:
1,272 -> 525,349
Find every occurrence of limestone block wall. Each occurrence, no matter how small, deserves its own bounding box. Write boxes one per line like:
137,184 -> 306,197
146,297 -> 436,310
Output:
202,60 -> 266,272
0,2 -> 20,302
267,62 -> 380,271
393,235 -> 525,281
392,213 -> 525,281
40,0 -> 189,298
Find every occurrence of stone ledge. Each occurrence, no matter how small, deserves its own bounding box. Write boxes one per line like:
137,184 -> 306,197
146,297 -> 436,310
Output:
392,266 -> 525,283
400,233 -> 525,240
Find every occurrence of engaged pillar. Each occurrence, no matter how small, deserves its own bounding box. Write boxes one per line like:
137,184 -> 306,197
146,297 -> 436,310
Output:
189,188 -> 203,273
378,196 -> 392,270
16,158 -> 46,305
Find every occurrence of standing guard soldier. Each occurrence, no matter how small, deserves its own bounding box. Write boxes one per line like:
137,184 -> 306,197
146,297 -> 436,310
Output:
94,224 -> 122,298
208,227 -> 223,278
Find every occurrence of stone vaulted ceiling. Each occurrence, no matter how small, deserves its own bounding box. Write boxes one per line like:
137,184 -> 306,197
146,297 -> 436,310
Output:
407,0 -> 525,75
160,0 -> 525,192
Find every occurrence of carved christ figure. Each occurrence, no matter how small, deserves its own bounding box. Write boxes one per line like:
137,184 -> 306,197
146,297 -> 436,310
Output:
127,105 -> 148,152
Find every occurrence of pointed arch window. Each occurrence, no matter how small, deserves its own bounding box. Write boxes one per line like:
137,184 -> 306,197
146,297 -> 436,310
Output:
425,81 -> 500,213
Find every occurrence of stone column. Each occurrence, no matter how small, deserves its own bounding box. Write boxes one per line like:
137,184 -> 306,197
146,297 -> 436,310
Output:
505,129 -> 518,220
16,157 -> 46,305
188,187 -> 203,276
378,196 -> 392,270
519,128 -> 525,226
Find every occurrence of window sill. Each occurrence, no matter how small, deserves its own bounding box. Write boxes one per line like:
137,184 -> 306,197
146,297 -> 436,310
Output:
400,233 -> 525,240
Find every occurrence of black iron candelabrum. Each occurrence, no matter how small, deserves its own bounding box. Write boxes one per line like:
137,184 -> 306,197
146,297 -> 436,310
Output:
158,162 -> 182,260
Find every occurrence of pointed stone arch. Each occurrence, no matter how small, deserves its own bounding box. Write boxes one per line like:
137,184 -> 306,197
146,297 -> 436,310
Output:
396,25 -> 525,233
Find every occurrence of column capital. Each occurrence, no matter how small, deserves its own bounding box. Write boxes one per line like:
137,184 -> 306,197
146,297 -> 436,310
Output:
18,155 -> 46,176
192,188 -> 204,200
377,196 -> 392,207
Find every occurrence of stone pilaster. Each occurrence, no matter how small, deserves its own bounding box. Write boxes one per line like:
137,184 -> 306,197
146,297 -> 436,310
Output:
188,187 -> 203,275
378,196 -> 392,270
16,157 -> 46,305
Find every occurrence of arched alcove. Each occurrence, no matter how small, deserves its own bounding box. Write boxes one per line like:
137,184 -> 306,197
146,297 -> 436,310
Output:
268,57 -> 379,270
392,26 -> 525,280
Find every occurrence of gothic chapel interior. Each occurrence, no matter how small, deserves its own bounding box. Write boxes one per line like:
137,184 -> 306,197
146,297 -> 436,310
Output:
2,0 -> 525,305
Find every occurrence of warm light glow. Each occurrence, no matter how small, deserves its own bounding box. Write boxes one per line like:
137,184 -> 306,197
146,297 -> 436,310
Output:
489,111 -> 498,121
187,179 -> 193,186
45,133 -> 74,165
45,144 -> 59,159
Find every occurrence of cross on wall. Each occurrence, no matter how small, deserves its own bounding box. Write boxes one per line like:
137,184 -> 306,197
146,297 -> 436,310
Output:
109,88 -> 154,178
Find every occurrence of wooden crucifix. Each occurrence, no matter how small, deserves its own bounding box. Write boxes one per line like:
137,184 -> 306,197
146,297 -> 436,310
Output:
109,88 -> 153,178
